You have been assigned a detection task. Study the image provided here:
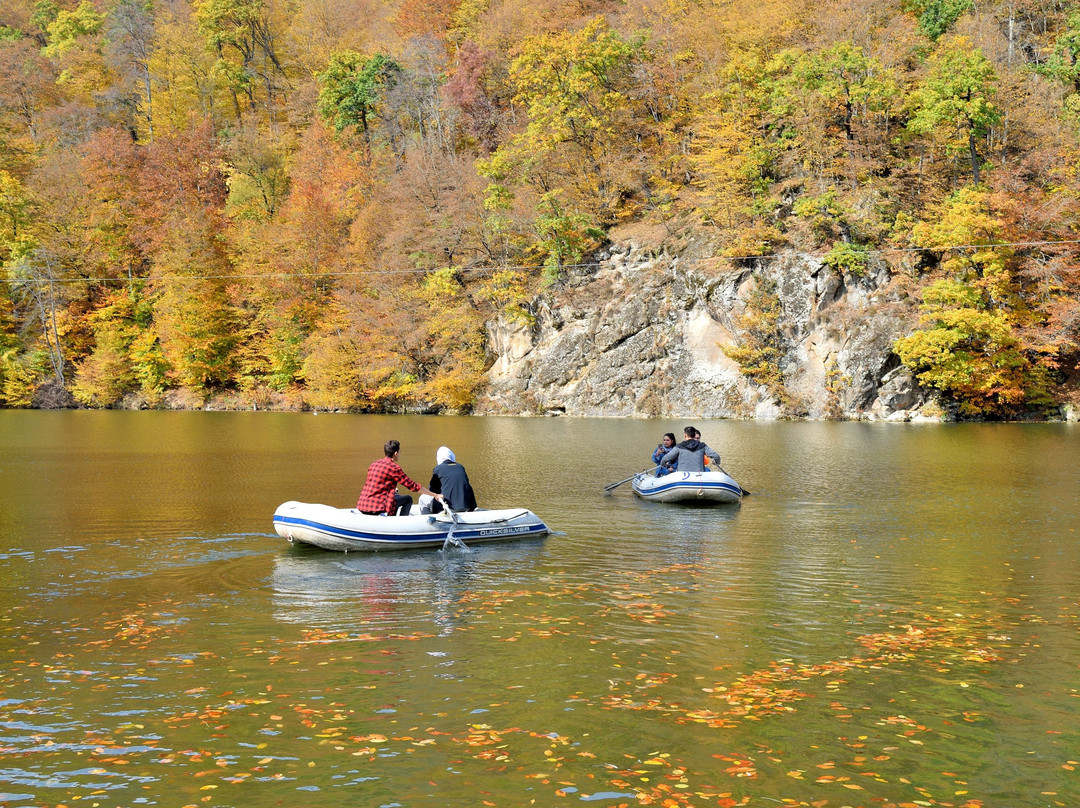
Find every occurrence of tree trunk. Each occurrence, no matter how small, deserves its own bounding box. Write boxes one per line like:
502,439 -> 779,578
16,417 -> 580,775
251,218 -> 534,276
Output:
969,129 -> 981,185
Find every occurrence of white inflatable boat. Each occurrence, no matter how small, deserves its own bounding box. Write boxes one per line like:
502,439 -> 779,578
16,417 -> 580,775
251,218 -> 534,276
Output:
631,468 -> 744,504
273,500 -> 549,552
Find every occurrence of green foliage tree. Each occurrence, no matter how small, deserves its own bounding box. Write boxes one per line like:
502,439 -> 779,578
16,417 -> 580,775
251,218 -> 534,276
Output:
531,190 -> 604,282
821,241 -> 870,275
40,0 -> 109,102
770,43 -> 897,134
1040,10 -> 1080,93
194,0 -> 290,121
903,0 -> 973,41
316,51 -> 401,143
792,190 -> 853,243
31,0 -> 61,40
907,37 -> 1000,185
42,0 -> 104,57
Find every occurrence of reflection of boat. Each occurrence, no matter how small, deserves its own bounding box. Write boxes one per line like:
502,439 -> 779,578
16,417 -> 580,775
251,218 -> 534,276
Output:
269,538 -> 548,630
631,469 -> 743,504
273,501 -> 549,552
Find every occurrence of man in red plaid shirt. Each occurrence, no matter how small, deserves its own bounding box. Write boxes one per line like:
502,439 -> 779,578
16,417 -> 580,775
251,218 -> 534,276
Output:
357,439 -> 442,516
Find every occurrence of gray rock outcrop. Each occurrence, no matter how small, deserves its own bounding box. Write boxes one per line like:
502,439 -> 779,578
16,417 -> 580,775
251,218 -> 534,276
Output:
478,242 -> 937,420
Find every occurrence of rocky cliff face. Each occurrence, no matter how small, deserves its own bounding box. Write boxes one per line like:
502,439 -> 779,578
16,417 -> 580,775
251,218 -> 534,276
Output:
478,242 -> 938,420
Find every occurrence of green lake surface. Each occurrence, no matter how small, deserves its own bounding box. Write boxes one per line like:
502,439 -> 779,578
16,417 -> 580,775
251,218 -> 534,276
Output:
1,412 -> 1078,807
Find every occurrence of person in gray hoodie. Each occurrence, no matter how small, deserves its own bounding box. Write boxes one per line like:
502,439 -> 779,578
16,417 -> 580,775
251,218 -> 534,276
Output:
660,425 -> 722,473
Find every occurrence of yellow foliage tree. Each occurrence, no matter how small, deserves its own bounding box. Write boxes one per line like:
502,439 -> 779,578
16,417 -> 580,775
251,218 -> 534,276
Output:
72,290 -> 138,407
896,187 -> 1053,416
478,16 -> 645,255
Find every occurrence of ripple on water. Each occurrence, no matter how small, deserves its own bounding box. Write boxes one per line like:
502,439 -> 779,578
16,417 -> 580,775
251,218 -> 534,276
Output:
16,533 -> 277,603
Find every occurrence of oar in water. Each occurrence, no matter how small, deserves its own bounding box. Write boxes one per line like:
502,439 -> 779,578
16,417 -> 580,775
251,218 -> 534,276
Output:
440,502 -> 470,551
603,466 -> 659,494
716,465 -> 751,496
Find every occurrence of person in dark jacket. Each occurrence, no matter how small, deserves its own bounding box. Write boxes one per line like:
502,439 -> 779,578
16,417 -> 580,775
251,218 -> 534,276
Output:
428,446 -> 478,513
660,425 -> 721,473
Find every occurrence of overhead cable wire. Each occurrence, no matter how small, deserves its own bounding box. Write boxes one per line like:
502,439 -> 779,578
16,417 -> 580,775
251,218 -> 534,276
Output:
3,237 -> 1080,285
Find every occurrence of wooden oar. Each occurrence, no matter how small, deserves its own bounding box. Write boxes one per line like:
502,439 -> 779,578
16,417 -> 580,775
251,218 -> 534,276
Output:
603,466 -> 659,494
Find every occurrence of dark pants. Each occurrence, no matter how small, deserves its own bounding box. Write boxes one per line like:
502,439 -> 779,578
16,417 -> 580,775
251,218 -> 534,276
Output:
393,493 -> 413,516
361,493 -> 414,517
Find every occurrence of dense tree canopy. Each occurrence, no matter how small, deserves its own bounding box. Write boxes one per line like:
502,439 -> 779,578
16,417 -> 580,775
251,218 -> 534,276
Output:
2,0 -> 1080,415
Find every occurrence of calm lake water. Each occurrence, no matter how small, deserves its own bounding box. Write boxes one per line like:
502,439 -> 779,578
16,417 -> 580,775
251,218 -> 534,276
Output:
1,412 -> 1078,808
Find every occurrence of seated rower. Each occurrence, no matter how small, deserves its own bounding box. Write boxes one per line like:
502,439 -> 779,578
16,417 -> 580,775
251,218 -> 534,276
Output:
660,425 -> 722,473
357,439 -> 442,516
426,446 -> 477,513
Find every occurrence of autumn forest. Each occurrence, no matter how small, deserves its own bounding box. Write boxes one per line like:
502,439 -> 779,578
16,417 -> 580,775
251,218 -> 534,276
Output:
3,0 -> 1080,416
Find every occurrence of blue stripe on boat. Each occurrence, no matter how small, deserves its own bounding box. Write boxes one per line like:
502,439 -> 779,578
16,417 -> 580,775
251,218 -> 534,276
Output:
636,480 -> 741,495
273,514 -> 547,544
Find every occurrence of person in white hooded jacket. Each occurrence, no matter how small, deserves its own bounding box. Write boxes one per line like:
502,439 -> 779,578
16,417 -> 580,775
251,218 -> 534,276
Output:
426,446 -> 478,513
